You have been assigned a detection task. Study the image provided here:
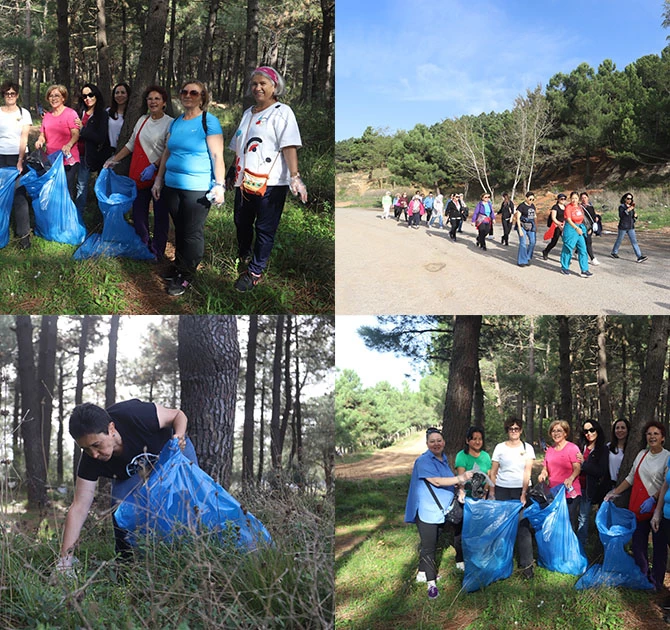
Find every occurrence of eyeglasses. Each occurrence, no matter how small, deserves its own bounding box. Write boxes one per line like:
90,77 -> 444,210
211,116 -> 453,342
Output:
3,91 -> 17,97
82,93 -> 95,99
507,427 -> 521,432
584,428 -> 597,434
48,93 -> 63,99
180,89 -> 201,97
551,429 -> 565,434
625,196 -> 633,200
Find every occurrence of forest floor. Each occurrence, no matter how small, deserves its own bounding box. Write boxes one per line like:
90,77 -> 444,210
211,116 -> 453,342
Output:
335,206 -> 670,315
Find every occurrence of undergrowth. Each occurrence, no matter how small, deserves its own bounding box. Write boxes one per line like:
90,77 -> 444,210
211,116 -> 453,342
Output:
1,484 -> 333,629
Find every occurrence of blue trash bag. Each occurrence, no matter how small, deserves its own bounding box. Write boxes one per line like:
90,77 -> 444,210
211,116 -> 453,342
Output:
525,485 -> 587,575
0,168 -> 20,248
462,497 -> 524,592
575,500 -> 654,590
114,439 -> 272,551
20,152 -> 86,245
74,168 -> 155,260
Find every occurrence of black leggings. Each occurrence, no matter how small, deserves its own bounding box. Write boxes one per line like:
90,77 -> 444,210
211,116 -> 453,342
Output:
416,517 -> 450,581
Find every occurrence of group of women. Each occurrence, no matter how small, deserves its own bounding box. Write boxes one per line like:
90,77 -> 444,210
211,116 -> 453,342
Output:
405,416 -> 670,600
0,66 -> 307,295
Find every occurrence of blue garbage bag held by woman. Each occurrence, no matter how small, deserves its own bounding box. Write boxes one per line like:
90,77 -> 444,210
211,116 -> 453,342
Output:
525,485 -> 587,575
462,497 -> 524,592
575,500 -> 654,590
0,168 -> 20,248
74,168 -> 155,259
115,439 -> 272,551
21,151 -> 86,245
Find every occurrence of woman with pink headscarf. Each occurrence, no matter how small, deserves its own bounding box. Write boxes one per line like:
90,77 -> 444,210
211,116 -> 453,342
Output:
228,66 -> 307,292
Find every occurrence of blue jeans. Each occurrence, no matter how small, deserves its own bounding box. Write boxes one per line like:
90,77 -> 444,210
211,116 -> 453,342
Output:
75,163 -> 91,214
517,224 -> 536,265
561,222 -> 589,272
612,228 -> 642,258
234,185 -> 288,276
428,213 -> 443,228
577,496 -> 592,547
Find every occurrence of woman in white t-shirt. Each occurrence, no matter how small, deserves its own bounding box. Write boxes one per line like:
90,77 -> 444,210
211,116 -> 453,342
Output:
104,86 -> 173,259
0,81 -> 33,249
489,417 -> 536,578
227,66 -> 308,292
607,418 -> 630,486
107,82 -> 130,150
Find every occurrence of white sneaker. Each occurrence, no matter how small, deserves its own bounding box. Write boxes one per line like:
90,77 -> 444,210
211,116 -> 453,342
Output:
456,562 -> 465,571
591,257 -> 600,265
416,571 -> 427,582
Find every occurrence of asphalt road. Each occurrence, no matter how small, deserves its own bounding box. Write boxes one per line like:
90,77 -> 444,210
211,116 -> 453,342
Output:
335,207 -> 670,315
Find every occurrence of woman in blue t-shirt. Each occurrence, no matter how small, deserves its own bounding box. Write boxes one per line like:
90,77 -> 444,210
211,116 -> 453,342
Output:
404,427 -> 473,600
152,80 -> 226,296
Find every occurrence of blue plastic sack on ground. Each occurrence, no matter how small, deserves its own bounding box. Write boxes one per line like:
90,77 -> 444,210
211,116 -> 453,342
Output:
525,485 -> 587,575
462,498 -> 524,592
20,152 -> 86,245
575,501 -> 654,590
0,168 -> 20,248
114,439 -> 272,551
74,168 -> 155,260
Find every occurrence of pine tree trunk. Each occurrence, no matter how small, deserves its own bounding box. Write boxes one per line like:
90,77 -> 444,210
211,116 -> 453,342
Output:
558,316 -> 572,428
441,316 -> 482,465
37,315 -> 57,472
270,315 -> 284,472
596,315 -> 614,434
16,316 -> 48,509
105,315 -> 119,407
96,0 -> 112,99
242,315 -> 258,486
177,316 -> 240,488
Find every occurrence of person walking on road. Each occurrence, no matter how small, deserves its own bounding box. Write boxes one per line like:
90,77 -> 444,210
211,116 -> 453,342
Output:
499,192 -> 514,246
513,191 -> 537,266
610,193 -> 648,263
472,192 -> 494,250
560,191 -> 592,277
542,193 -> 566,261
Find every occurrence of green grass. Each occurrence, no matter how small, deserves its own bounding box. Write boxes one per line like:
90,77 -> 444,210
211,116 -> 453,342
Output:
0,196 -> 334,314
1,486 -> 333,629
336,477 -> 661,630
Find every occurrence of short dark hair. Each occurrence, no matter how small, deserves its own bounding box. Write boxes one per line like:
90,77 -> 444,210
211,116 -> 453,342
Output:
525,191 -> 534,199
504,417 -> 523,432
464,426 -> 486,454
69,403 -> 112,440
142,85 -> 169,106
426,427 -> 444,439
641,420 -> 665,450
1,80 -> 20,95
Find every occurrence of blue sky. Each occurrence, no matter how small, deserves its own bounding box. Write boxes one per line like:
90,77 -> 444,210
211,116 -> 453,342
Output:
336,0 -> 669,140
335,316 -> 423,391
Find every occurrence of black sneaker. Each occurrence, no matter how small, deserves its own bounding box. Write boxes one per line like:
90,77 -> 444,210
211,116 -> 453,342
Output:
161,265 -> 180,281
610,253 -> 619,259
167,275 -> 191,296
542,251 -> 548,260
581,270 -> 593,277
560,268 -> 570,275
234,271 -> 262,292
19,235 -> 31,250
637,255 -> 648,263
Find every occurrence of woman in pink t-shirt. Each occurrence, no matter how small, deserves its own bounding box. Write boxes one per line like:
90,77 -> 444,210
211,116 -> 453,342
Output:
35,84 -> 81,200
538,419 -> 582,531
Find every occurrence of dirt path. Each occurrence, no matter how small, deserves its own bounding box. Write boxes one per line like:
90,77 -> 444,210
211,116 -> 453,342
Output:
335,206 -> 670,314
335,434 -> 426,480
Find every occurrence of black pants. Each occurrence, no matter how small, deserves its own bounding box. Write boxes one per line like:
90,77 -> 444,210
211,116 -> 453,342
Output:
543,225 -> 563,256
416,517 -> 450,581
585,232 -> 595,260
476,222 -> 490,249
495,486 -> 533,569
449,218 -> 460,239
162,186 -> 211,279
501,218 -> 512,245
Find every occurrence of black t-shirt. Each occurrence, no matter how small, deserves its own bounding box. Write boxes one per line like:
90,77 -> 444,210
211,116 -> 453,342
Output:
77,399 -> 172,481
517,202 -> 537,232
551,203 -> 565,223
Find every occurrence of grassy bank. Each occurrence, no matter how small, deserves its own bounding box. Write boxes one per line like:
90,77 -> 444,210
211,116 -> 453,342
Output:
336,476 -> 660,630
1,486 -> 333,629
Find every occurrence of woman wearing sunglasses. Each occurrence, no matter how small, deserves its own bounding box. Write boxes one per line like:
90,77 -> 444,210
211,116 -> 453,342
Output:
75,83 -> 111,214
0,81 -> 33,249
489,417 -> 536,578
152,80 -> 226,296
56,400 -> 196,571
576,420 -> 609,549
610,192 -> 648,263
